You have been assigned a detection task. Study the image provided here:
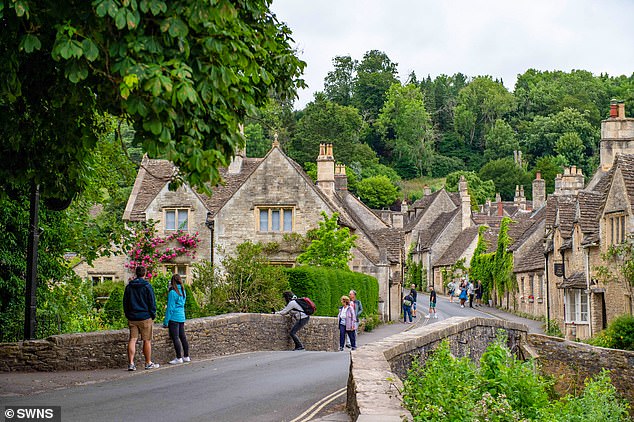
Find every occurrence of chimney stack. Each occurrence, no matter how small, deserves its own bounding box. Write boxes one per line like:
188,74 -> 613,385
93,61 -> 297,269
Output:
423,185 -> 432,196
334,164 -> 348,191
228,125 -> 246,174
532,171 -> 546,210
554,166 -> 584,196
496,193 -> 503,217
601,100 -> 634,171
316,143 -> 335,195
459,175 -> 471,229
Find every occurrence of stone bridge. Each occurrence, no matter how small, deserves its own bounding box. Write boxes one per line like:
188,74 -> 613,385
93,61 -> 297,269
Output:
1,315 -> 632,421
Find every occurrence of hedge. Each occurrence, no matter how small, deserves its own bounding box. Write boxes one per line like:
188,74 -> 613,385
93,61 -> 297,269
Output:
285,266 -> 379,317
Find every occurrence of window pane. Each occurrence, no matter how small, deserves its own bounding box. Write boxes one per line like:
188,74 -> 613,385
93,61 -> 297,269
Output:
166,210 -> 176,230
580,291 -> 588,321
621,216 -> 625,244
271,210 -> 280,231
259,210 -> 268,231
178,210 -> 188,230
283,209 -> 293,232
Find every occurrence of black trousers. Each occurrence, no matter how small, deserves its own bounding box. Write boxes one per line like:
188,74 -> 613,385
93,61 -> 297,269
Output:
168,321 -> 189,358
290,317 -> 309,349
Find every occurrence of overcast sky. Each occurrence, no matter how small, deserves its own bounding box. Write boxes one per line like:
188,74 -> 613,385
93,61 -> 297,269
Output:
270,0 -> 634,109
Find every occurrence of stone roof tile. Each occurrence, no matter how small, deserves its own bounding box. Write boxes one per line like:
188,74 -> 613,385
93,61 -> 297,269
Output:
417,210 -> 459,250
433,226 -> 480,266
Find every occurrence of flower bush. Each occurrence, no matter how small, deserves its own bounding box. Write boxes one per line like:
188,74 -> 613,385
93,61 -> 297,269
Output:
125,227 -> 200,278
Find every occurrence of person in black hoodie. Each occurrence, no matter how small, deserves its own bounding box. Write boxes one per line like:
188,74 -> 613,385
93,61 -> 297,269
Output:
123,266 -> 159,371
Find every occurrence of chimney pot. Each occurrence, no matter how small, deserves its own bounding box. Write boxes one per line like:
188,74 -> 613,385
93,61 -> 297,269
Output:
536,171 -> 541,180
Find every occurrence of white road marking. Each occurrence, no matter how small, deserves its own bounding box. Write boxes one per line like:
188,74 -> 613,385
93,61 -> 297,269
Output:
289,387 -> 347,422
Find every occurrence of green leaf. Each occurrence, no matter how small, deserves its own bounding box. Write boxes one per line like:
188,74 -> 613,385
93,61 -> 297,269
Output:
58,38 -> 84,59
143,119 -> 162,135
20,34 -> 41,53
81,39 -> 99,61
94,0 -> 110,17
115,8 -> 127,29
126,9 -> 140,30
168,18 -> 188,38
144,77 -> 162,96
14,0 -> 27,17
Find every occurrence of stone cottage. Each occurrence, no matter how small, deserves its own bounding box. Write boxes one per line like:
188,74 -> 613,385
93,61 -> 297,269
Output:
117,141 -> 404,321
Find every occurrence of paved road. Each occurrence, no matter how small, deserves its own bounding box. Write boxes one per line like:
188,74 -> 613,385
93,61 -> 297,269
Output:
1,295 -> 542,422
2,351 -> 349,422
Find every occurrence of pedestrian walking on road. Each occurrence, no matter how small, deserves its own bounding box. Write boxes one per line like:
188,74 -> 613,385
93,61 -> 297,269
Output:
409,284 -> 418,318
163,274 -> 191,365
402,293 -> 414,323
123,266 -> 159,371
338,296 -> 357,351
447,280 -> 456,303
346,290 -> 363,348
458,279 -> 468,308
426,285 -> 437,319
468,280 -> 475,308
277,291 -> 309,351
475,280 -> 483,307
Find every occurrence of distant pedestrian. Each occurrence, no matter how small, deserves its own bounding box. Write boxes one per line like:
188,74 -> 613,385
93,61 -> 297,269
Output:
458,279 -> 468,308
277,291 -> 309,351
409,284 -> 418,318
346,290 -> 363,348
402,292 -> 414,323
426,285 -> 437,319
163,274 -> 190,365
447,280 -> 456,303
468,280 -> 475,308
475,280 -> 483,307
338,296 -> 357,351
123,266 -> 159,371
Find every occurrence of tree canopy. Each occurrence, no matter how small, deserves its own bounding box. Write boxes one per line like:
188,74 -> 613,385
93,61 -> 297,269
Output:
1,0 -> 306,196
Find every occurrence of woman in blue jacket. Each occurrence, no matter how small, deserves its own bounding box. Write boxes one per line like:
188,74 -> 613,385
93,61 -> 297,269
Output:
163,274 -> 190,364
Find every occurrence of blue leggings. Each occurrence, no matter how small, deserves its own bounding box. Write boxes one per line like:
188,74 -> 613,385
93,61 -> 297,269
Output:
403,306 -> 412,322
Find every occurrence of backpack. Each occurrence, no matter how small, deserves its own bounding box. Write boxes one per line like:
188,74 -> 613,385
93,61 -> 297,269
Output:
295,297 -> 316,315
403,296 -> 412,307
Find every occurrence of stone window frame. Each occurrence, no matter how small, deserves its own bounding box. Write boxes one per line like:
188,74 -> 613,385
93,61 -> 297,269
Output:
89,274 -> 115,285
607,213 -> 626,246
164,264 -> 189,284
564,288 -> 589,323
256,206 -> 295,233
164,208 -> 189,232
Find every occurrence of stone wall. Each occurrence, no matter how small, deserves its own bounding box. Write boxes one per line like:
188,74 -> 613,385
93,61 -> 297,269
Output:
527,333 -> 634,407
347,317 -> 528,422
0,314 -> 338,372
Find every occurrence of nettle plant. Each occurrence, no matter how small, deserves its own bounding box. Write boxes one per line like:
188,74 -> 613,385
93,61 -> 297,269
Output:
125,226 -> 200,278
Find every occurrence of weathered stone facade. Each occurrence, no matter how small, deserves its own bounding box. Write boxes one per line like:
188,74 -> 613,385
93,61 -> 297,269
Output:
527,333 -> 634,409
0,314 -> 338,372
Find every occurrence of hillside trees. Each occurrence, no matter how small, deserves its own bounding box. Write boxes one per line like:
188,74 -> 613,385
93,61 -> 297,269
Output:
375,83 -> 435,178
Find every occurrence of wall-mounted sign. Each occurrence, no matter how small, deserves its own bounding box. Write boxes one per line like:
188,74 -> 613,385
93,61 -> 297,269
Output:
554,263 -> 564,277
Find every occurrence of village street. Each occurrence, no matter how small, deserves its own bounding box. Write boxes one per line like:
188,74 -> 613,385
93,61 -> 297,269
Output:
0,296 -> 543,422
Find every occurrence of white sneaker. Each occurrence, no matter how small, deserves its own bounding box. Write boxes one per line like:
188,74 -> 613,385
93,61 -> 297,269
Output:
169,358 -> 183,365
425,314 -> 430,318
461,305 -> 464,308
182,357 -> 191,363
434,314 -> 438,319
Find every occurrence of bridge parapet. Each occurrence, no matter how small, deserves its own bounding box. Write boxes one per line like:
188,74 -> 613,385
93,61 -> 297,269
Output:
0,313 -> 338,371
347,317 -> 529,421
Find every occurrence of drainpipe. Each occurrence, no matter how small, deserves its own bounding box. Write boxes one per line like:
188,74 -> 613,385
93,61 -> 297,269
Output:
544,251 -> 550,331
205,213 -> 214,266
583,243 -> 597,338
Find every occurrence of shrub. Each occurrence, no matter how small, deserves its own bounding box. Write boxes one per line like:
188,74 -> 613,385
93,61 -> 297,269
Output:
587,315 -> 634,351
101,283 -> 126,328
285,266 -> 379,318
402,334 -> 627,421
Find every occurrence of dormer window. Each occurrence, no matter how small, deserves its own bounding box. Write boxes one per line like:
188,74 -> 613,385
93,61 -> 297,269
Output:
165,208 -> 189,231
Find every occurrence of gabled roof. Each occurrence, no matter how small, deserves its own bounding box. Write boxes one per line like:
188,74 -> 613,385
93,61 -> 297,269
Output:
553,196 -> 576,239
200,158 -> 264,218
124,157 -> 176,221
576,190 -> 602,245
433,226 -> 480,267
513,240 -> 545,273
614,154 -> 634,204
405,190 -> 444,231
509,207 -> 546,252
370,228 -> 404,263
417,209 -> 459,250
